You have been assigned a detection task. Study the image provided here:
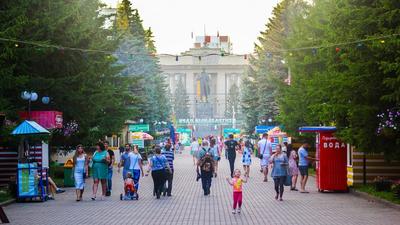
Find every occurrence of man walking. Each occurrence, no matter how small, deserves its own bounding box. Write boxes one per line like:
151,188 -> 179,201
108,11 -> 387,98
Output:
224,134 -> 240,178
104,141 -> 115,196
118,144 -> 131,180
162,144 -> 175,196
298,143 -> 315,193
258,133 -> 272,182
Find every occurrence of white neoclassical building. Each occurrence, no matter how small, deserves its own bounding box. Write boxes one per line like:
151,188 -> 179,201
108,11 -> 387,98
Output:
159,35 -> 249,122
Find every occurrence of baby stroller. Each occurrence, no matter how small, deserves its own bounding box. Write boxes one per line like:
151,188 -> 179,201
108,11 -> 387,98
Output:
120,172 -> 139,200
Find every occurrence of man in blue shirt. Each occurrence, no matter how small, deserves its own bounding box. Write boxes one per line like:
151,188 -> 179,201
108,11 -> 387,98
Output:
298,143 -> 315,193
162,144 -> 174,196
118,144 -> 131,180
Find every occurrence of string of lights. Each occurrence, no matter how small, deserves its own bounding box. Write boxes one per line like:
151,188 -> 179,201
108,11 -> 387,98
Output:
0,33 -> 398,59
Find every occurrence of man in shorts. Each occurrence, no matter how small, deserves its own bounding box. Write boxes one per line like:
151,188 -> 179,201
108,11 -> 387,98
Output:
258,133 -> 272,182
298,143 -> 315,193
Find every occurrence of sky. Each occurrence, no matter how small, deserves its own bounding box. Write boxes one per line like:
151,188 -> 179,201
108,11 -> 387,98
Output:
102,0 -> 279,54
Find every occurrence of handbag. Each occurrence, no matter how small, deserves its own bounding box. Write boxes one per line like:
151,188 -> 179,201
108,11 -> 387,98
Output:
89,152 -> 97,168
258,141 -> 267,159
284,174 -> 292,186
284,163 -> 292,186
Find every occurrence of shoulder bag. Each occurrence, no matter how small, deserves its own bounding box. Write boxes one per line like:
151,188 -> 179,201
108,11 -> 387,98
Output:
89,152 -> 97,168
258,141 -> 267,159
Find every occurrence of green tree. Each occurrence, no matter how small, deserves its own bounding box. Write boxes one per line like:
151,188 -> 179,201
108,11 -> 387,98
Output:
225,83 -> 240,119
115,0 -> 170,125
240,0 -> 306,131
277,0 -> 400,157
0,0 -> 135,146
240,67 -> 259,133
173,78 -> 190,119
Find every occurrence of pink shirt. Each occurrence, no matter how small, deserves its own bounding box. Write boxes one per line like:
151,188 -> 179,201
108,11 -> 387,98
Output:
232,178 -> 243,192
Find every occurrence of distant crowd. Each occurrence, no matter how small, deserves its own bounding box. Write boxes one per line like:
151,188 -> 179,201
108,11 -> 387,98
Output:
52,134 -> 314,215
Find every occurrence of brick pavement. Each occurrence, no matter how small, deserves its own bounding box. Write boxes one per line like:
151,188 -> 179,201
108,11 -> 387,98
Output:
4,150 -> 400,225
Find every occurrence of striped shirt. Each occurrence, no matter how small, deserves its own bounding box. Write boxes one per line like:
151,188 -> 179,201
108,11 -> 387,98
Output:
162,149 -> 175,172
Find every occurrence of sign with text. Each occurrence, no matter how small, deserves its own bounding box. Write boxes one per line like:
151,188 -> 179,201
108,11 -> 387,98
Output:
178,118 -> 237,125
129,124 -> 150,132
131,139 -> 144,148
223,128 -> 241,138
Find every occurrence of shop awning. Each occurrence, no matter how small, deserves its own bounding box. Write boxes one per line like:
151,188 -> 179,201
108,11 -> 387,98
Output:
298,126 -> 337,133
11,120 -> 50,135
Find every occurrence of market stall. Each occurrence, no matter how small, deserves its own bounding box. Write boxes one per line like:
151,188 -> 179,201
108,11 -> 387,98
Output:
267,127 -> 290,152
11,120 -> 50,202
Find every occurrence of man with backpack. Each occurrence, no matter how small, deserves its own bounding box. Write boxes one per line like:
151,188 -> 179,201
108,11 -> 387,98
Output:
196,140 -> 215,196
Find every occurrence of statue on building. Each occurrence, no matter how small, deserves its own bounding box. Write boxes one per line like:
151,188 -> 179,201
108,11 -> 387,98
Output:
197,68 -> 210,102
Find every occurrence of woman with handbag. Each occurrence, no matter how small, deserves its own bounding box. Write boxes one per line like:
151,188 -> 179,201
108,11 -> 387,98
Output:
91,142 -> 110,200
72,144 -> 88,201
147,146 -> 170,199
270,144 -> 288,201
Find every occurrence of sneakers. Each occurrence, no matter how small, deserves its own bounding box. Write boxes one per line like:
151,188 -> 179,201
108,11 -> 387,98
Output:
232,208 -> 241,214
56,188 -> 65,194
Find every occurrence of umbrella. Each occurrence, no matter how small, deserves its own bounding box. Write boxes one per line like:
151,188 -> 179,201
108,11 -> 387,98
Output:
131,132 -> 154,140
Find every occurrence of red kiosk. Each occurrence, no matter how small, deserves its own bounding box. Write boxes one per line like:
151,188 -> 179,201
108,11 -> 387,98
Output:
299,126 -> 348,192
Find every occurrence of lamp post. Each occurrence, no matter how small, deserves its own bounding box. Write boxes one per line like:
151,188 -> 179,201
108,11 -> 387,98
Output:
20,91 -> 50,120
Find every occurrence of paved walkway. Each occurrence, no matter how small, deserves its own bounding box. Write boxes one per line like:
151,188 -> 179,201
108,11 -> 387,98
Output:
4,150 -> 400,225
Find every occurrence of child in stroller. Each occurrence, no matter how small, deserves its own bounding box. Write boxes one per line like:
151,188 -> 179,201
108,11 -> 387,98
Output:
120,172 -> 139,200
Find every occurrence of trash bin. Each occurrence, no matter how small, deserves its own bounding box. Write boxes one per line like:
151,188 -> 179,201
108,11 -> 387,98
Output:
63,159 -> 74,187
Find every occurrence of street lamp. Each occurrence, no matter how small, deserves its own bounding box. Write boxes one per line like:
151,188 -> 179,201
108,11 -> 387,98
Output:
20,91 -> 50,119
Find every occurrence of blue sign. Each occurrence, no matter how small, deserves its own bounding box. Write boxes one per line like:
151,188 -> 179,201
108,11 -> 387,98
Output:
255,125 -> 274,134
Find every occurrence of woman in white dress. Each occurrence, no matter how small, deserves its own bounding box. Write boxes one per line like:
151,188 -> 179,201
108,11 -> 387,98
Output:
72,145 -> 88,201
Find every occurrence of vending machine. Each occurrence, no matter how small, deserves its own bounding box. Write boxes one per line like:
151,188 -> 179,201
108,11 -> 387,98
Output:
299,126 -> 348,192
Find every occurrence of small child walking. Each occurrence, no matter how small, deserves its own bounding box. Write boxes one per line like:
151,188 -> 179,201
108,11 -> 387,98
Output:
226,169 -> 247,214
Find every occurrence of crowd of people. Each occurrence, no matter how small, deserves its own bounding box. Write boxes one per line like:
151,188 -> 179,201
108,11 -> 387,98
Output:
64,133 -> 314,214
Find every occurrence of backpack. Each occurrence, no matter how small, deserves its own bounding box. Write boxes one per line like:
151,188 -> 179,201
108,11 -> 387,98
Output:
201,154 -> 213,172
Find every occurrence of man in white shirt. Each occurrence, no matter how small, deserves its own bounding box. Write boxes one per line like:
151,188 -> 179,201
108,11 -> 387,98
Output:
258,133 -> 272,182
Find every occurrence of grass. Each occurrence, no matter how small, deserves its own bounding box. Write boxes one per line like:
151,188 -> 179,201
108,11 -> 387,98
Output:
0,188 -> 13,202
356,185 -> 400,205
308,167 -> 316,176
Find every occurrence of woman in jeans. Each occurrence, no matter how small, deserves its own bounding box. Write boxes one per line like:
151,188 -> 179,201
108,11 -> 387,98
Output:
91,142 -> 110,200
147,146 -> 170,199
270,144 -> 288,201
72,144 -> 88,201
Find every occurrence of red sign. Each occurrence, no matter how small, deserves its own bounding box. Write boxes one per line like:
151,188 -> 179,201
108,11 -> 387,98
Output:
19,111 -> 63,129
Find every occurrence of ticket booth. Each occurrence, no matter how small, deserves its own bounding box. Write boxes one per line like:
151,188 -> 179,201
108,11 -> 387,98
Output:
298,126 -> 348,192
